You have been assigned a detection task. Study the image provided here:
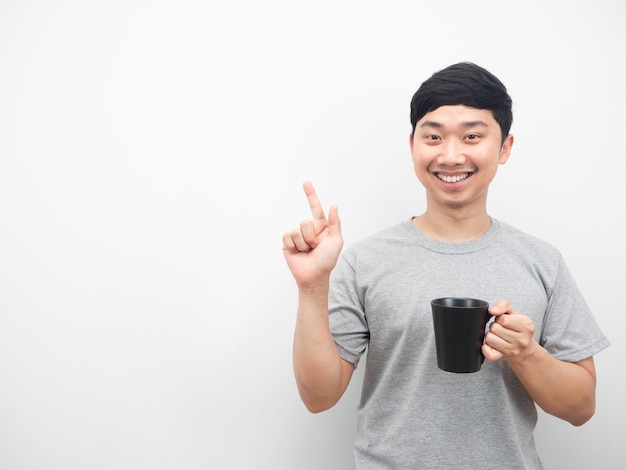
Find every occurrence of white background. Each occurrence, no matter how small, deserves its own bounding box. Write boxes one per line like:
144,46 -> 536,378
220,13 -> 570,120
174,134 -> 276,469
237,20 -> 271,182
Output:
1,1 -> 624,468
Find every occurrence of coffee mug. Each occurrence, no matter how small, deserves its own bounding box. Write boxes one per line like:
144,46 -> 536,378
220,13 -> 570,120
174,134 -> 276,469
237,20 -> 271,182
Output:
431,297 -> 491,373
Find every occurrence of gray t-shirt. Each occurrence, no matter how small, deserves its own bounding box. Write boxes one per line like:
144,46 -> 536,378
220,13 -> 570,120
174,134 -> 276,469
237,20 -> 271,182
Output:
329,218 -> 609,469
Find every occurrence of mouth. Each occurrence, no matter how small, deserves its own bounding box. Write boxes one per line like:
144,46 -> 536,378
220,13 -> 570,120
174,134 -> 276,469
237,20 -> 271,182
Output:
435,172 -> 472,183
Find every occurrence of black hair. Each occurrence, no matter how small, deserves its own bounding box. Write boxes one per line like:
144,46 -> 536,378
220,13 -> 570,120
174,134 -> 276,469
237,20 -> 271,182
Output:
410,62 -> 513,143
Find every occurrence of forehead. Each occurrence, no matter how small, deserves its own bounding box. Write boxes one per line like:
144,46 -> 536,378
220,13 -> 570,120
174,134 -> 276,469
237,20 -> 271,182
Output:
417,105 -> 497,129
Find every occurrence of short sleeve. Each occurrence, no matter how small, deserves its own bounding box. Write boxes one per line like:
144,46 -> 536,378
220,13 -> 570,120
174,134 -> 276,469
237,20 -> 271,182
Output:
540,255 -> 610,362
328,253 -> 370,368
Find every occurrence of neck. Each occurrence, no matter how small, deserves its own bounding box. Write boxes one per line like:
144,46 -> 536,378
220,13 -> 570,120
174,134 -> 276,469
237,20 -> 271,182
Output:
413,206 -> 492,242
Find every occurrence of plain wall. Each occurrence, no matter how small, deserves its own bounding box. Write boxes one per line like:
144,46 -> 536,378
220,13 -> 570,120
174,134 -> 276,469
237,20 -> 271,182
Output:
1,1 -> 624,468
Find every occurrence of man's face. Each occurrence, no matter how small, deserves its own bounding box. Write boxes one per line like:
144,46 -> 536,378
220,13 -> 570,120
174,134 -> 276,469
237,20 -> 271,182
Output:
410,105 -> 513,213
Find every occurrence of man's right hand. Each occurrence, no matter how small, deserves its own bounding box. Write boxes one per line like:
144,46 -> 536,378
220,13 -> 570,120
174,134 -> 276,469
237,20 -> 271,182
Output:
282,181 -> 344,289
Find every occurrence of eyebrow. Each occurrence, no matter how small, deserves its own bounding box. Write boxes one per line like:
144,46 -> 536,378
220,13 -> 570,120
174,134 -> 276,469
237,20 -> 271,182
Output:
419,120 -> 489,129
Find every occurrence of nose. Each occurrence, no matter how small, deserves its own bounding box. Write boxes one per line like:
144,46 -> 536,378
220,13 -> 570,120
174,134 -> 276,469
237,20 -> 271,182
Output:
438,140 -> 466,166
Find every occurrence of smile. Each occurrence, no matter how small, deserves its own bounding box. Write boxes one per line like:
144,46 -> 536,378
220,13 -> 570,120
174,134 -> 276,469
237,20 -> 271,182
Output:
436,173 -> 470,183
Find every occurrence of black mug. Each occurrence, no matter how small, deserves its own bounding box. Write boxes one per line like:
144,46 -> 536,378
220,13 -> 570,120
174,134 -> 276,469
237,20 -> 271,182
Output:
431,297 -> 491,373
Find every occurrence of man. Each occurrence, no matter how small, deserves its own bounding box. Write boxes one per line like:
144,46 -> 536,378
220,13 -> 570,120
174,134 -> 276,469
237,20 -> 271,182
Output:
282,62 -> 609,469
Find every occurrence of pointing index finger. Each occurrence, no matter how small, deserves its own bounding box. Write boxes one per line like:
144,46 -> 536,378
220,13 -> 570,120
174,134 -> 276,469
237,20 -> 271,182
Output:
303,181 -> 327,222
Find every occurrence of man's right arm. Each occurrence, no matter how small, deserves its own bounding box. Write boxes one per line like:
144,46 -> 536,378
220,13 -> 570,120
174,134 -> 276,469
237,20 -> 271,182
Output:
282,182 -> 353,412
293,282 -> 354,413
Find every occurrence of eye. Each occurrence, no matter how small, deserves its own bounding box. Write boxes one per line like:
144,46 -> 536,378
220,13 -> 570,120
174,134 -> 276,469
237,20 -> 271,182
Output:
427,135 -> 441,141
465,134 -> 479,141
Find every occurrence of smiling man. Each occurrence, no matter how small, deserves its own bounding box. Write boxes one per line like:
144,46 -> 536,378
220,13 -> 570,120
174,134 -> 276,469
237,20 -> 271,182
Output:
282,62 -> 609,469
411,104 -> 513,239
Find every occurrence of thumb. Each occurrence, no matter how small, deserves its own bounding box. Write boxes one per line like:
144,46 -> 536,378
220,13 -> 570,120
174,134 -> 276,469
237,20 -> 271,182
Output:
489,298 -> 513,317
327,204 -> 341,236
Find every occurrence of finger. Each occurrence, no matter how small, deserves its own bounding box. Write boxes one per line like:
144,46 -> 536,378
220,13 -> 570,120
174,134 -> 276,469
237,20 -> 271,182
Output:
327,204 -> 341,236
493,313 -> 516,331
489,298 -> 512,317
482,343 -> 504,362
300,220 -> 318,248
282,232 -> 296,251
495,314 -> 535,339
290,228 -> 313,252
303,181 -> 327,223
485,328 -> 514,355
487,322 -> 516,345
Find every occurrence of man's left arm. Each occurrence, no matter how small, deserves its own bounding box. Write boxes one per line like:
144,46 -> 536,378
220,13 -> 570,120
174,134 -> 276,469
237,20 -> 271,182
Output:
483,299 -> 597,426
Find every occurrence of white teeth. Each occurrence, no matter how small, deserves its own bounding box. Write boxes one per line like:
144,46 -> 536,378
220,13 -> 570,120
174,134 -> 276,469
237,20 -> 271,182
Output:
437,173 -> 469,183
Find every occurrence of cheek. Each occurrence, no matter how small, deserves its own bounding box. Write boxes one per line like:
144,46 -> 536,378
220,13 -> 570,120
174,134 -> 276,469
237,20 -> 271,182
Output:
412,156 -> 432,186
475,156 -> 502,183
411,148 -> 431,171
411,154 -> 424,175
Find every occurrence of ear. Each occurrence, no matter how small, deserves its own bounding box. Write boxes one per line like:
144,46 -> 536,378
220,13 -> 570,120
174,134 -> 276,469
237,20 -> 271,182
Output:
409,132 -> 415,150
498,134 -> 514,164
